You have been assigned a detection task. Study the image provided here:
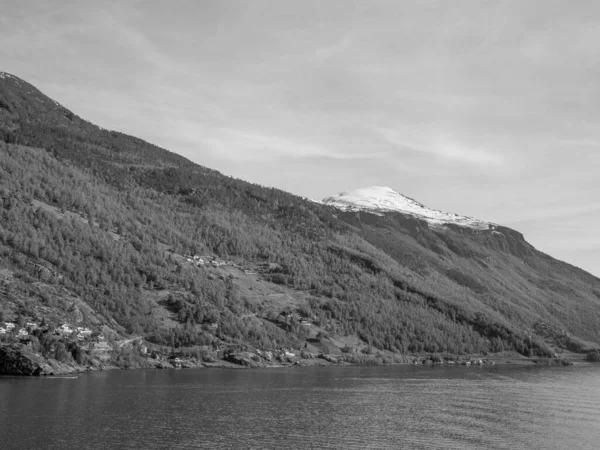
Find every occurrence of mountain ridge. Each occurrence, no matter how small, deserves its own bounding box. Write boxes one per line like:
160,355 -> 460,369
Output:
323,185 -> 495,231
1,71 -> 600,372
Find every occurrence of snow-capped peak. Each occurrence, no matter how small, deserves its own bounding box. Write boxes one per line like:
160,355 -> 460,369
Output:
322,186 -> 494,230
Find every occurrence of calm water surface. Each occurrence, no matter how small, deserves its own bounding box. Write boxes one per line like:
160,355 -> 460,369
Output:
1,364 -> 600,449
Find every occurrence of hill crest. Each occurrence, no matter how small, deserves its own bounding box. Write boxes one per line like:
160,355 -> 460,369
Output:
323,186 -> 494,230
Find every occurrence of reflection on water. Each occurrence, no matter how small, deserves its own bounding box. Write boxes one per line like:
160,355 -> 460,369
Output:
1,364 -> 600,449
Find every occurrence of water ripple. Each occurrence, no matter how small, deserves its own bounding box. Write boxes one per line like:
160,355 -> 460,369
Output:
1,365 -> 600,449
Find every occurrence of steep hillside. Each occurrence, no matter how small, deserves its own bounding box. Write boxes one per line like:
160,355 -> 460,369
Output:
1,72 -> 599,370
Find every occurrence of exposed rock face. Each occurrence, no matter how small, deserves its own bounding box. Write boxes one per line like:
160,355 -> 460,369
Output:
0,344 -> 56,376
224,351 -> 264,368
318,353 -> 338,364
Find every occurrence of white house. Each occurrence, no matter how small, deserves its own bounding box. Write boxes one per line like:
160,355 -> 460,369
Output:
17,328 -> 28,338
56,324 -> 73,335
0,327 -> 7,335
76,327 -> 92,336
4,322 -> 15,330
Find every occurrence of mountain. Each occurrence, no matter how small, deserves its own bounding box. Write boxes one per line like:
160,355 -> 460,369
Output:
323,186 -> 493,230
1,71 -> 600,372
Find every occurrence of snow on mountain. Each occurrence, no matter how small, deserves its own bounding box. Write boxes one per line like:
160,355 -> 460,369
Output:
322,186 -> 494,230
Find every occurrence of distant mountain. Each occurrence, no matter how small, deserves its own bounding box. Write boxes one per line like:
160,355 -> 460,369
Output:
323,186 -> 493,230
1,71 -> 599,372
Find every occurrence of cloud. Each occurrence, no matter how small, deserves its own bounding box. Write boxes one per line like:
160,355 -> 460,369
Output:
173,126 -> 390,162
373,127 -> 504,167
314,35 -> 352,61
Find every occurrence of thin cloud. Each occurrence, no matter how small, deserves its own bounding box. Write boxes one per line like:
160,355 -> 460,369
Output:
173,126 -> 389,162
373,127 -> 504,167
314,35 -> 352,61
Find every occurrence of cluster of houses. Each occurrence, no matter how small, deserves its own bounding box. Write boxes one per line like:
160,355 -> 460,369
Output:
186,255 -> 234,268
0,320 -> 99,342
0,321 -> 46,339
54,324 -> 97,341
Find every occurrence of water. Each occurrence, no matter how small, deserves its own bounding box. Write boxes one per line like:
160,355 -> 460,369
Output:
1,364 -> 600,449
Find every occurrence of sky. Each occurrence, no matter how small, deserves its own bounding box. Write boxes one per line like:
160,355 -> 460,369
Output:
1,0 -> 600,276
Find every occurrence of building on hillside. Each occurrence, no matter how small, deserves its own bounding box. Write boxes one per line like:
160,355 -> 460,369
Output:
56,324 -> 73,335
0,327 -> 7,335
4,322 -> 15,330
192,255 -> 206,265
168,357 -> 183,368
26,322 -> 39,331
17,328 -> 28,338
210,259 -> 228,267
76,327 -> 92,336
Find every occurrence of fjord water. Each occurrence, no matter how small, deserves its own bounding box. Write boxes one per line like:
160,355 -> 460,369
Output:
1,365 -> 599,450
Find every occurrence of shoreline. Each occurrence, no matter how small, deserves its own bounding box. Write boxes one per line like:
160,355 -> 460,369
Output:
0,341 -> 586,377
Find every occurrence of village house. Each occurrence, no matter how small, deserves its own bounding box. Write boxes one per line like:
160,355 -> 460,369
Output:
17,328 -> 28,338
300,319 -> 312,326
55,324 -> 73,336
208,323 -> 218,329
76,326 -> 92,336
4,322 -> 15,330
186,255 -> 208,266
0,327 -> 7,335
168,357 -> 183,368
26,322 -> 39,331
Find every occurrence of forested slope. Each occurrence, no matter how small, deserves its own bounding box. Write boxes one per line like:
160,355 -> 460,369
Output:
1,72 -> 600,365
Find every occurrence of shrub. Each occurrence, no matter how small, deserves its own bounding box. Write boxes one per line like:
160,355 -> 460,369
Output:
586,350 -> 600,362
